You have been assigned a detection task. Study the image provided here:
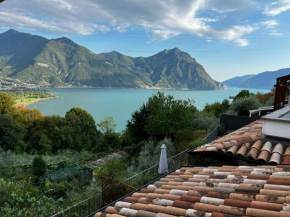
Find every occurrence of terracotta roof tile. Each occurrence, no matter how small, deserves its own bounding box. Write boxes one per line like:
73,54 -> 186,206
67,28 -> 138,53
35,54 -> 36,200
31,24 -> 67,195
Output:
272,144 -> 284,155
283,155 -> 290,164
251,140 -> 263,151
98,165 -> 290,217
269,153 -> 282,164
236,146 -> 248,157
246,147 -> 259,160
261,142 -> 273,153
257,150 -> 270,162
193,119 -> 290,165
226,146 -> 239,154
284,147 -> 290,156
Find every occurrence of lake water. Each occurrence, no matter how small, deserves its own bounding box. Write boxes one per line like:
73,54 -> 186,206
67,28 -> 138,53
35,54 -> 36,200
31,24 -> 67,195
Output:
28,87 -> 269,132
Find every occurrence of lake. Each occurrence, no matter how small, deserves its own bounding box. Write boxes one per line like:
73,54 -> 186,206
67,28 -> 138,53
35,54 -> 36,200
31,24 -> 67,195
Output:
28,87 -> 269,132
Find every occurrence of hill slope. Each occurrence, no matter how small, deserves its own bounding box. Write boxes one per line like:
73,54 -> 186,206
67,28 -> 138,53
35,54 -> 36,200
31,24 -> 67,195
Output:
223,68 -> 290,89
223,75 -> 255,87
0,29 -> 224,90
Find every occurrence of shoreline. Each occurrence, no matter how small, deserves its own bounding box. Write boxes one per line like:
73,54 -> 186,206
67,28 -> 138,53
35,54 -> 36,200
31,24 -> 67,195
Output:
15,96 -> 57,107
44,86 -> 227,91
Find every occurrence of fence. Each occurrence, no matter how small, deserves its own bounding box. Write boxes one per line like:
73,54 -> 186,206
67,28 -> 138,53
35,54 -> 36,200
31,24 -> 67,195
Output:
202,125 -> 219,143
220,114 -> 261,131
50,194 -> 102,217
123,149 -> 188,189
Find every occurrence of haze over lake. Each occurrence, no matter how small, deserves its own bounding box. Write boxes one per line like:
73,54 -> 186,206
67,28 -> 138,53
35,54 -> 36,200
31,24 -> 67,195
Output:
28,88 -> 269,132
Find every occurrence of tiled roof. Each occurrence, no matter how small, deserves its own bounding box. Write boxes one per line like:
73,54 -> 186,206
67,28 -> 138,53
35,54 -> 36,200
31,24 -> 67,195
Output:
95,165 -> 290,217
193,120 -> 290,165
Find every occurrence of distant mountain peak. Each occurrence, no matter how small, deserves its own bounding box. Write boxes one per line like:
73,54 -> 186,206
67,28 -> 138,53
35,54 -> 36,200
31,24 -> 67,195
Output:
55,37 -> 77,46
3,29 -> 19,34
0,29 -> 224,90
223,68 -> 290,89
164,47 -> 181,54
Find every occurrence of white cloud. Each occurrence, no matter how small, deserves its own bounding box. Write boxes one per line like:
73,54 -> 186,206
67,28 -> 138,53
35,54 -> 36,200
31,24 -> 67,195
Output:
206,0 -> 257,14
218,25 -> 258,46
0,0 -> 259,46
261,20 -> 281,36
261,20 -> 279,28
150,29 -> 181,41
0,12 -> 109,35
264,0 -> 290,16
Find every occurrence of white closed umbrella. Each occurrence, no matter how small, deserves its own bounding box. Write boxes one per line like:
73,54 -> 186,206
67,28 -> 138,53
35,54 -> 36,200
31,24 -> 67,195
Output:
158,144 -> 169,174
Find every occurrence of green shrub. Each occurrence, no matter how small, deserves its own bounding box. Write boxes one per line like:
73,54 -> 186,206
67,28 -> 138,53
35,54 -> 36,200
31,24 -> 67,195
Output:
230,96 -> 261,116
94,159 -> 128,181
32,156 -> 47,177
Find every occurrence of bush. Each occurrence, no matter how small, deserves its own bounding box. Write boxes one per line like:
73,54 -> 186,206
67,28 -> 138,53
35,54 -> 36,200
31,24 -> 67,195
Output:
94,159 -> 128,181
230,96 -> 261,116
0,179 -> 60,217
32,156 -> 47,178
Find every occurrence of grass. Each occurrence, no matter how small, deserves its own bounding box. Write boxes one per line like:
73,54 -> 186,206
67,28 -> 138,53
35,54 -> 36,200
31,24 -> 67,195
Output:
15,96 -> 55,106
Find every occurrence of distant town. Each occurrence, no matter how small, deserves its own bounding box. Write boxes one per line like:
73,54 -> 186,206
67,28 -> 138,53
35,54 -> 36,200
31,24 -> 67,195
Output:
0,77 -> 73,90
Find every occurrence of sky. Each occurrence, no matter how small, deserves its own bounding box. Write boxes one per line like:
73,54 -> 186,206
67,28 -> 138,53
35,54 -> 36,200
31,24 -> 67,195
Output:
0,0 -> 290,81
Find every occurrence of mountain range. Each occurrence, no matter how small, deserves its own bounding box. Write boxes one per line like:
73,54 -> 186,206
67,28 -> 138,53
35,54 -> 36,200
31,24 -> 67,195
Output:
223,68 -> 290,89
0,29 -> 224,90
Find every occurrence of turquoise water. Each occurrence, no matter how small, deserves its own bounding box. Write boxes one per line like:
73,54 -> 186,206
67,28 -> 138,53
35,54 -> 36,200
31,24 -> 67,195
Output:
27,87 -> 269,132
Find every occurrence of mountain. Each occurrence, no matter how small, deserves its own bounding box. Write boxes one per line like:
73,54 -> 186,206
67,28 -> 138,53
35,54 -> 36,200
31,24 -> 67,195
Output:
223,75 -> 255,87
0,29 -> 224,90
223,68 -> 290,89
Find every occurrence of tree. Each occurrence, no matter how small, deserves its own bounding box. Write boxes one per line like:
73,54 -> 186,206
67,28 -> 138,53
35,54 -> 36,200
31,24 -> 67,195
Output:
126,104 -> 150,143
65,107 -> 96,133
97,117 -> 120,151
97,117 -> 117,134
231,96 -> 261,116
0,93 -> 17,116
17,107 -> 43,127
26,115 -> 66,153
255,88 -> 275,105
221,99 -> 231,111
193,115 -> 218,133
126,92 -> 198,143
233,90 -> 253,101
65,107 -> 100,150
202,99 -> 230,118
0,115 -> 26,151
32,156 -> 47,178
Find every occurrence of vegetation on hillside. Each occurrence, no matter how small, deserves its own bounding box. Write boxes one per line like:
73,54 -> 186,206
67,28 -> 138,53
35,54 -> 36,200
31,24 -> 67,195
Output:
0,30 -> 224,90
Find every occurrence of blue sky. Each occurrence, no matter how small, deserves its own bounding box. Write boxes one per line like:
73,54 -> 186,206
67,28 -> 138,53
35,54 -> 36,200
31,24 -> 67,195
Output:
0,0 -> 290,81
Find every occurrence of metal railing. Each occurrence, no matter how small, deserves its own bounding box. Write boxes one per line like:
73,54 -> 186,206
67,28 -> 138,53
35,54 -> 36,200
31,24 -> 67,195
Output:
50,193 -> 102,217
249,105 -> 273,117
202,125 -> 219,143
122,149 -> 188,188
